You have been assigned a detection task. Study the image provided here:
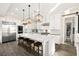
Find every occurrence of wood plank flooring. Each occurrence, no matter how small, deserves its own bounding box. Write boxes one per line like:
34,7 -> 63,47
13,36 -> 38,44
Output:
0,41 -> 77,56
0,41 -> 34,56
54,44 -> 77,56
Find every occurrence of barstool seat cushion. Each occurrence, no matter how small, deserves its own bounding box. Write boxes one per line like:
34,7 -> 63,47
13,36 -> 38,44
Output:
23,38 -> 29,41
18,37 -> 24,40
27,39 -> 34,43
34,42 -> 42,47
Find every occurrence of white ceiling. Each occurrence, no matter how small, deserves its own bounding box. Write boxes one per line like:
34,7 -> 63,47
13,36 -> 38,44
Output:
0,3 -> 11,16
0,3 -> 56,19
0,3 -> 79,19
50,3 -> 79,14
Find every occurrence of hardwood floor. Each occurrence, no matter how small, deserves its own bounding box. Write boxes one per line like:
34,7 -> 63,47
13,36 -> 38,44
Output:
0,41 -> 77,56
54,44 -> 77,56
0,41 -> 34,56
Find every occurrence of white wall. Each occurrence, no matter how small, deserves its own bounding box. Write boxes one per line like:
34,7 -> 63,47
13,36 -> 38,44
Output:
49,14 -> 61,29
49,14 -> 63,44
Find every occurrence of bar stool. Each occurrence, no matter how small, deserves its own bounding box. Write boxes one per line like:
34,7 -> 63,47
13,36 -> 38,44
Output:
26,39 -> 35,53
34,42 -> 43,56
18,37 -> 24,45
23,38 -> 30,48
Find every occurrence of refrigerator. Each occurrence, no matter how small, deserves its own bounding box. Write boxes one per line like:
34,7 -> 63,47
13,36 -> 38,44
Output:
2,21 -> 16,43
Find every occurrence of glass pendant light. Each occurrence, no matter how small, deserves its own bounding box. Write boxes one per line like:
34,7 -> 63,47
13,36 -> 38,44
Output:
26,5 -> 32,24
34,3 -> 43,22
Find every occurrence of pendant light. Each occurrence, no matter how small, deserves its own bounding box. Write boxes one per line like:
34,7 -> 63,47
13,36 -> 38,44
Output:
26,4 -> 32,24
34,3 -> 43,22
22,9 -> 26,25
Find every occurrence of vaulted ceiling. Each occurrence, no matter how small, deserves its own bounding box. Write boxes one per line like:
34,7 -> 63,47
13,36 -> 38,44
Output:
50,3 -> 79,14
0,3 -> 56,19
0,3 -> 79,19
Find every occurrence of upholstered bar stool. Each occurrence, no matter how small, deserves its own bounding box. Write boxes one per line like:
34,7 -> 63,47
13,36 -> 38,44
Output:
26,39 -> 35,53
23,38 -> 30,47
34,42 -> 43,56
18,37 -> 24,45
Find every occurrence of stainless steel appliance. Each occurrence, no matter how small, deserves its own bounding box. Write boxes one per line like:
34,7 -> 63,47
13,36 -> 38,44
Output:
2,21 -> 16,43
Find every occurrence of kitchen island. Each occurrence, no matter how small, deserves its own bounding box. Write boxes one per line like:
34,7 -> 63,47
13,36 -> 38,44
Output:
17,33 -> 60,56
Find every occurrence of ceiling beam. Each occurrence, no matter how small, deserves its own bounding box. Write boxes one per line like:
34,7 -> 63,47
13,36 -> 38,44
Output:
49,3 -> 61,14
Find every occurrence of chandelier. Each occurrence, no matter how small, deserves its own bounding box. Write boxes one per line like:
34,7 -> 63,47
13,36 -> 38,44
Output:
34,3 -> 43,22
22,4 -> 43,25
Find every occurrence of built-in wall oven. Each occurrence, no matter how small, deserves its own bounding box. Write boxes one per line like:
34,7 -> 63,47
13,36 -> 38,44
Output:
18,26 -> 23,34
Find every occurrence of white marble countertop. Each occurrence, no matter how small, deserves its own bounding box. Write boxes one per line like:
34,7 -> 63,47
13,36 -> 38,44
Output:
18,33 -> 60,43
19,33 -> 49,42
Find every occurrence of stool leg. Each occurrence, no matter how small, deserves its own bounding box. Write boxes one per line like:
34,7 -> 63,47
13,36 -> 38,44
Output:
29,44 -> 32,53
18,40 -> 21,45
38,46 -> 39,56
30,45 -> 32,53
18,40 -> 20,45
34,45 -> 36,55
33,45 -> 34,50
41,45 -> 43,56
32,44 -> 34,54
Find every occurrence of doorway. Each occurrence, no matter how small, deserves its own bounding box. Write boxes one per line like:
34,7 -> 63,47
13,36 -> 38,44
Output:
64,17 -> 75,45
